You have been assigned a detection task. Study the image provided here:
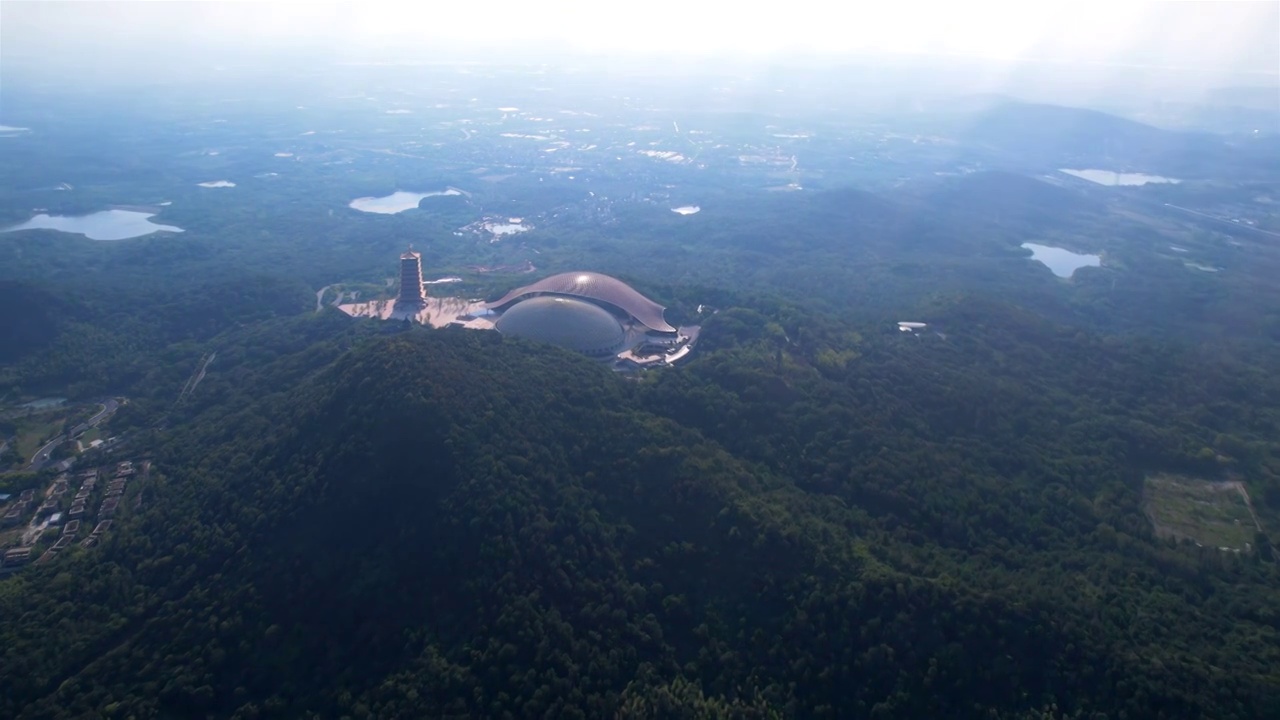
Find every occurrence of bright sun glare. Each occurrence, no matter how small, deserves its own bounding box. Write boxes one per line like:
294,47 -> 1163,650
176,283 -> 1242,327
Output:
3,0 -> 1277,76
231,1 -> 1277,70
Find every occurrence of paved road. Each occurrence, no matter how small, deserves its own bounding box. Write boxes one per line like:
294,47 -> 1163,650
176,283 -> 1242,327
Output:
28,435 -> 64,471
1119,195 -> 1280,243
69,399 -> 119,437
27,398 -> 120,471
1162,203 -> 1280,240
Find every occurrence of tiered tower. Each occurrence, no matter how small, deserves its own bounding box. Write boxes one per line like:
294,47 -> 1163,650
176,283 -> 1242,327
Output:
397,247 -> 426,305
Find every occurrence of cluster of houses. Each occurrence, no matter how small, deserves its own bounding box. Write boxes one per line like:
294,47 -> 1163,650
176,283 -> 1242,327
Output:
0,459 -> 142,571
2,488 -> 37,527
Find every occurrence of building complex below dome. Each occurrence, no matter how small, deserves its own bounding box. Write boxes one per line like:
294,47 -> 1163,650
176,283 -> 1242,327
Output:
336,252 -> 699,369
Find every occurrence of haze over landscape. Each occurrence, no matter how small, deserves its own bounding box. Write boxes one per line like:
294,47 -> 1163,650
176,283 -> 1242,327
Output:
2,1 -> 1280,718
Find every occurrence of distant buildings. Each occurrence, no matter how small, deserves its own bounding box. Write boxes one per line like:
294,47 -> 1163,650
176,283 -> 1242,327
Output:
2,489 -> 36,527
1,457 -> 142,570
2,505 -> 24,527
3,547 -> 31,567
80,519 -> 113,548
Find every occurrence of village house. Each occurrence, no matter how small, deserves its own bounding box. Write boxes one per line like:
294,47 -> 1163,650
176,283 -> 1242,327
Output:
3,546 -> 32,566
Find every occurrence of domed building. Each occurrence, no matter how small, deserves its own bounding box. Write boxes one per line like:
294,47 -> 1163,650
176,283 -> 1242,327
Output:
486,271 -> 676,333
341,259 -> 699,368
485,271 -> 683,360
494,296 -> 627,357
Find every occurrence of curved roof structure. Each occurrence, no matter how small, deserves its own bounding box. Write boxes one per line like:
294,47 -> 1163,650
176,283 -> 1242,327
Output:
487,271 -> 675,333
495,296 -> 627,357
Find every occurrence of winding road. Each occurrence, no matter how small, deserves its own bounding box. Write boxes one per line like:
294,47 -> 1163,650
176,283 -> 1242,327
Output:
27,398 -> 120,471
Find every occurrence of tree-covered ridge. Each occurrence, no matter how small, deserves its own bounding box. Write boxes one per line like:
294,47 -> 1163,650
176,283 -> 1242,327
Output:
2,310 -> 1277,719
2,57 -> 1279,719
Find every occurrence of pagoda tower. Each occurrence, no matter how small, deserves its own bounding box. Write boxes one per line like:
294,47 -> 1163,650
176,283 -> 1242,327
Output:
397,247 -> 426,305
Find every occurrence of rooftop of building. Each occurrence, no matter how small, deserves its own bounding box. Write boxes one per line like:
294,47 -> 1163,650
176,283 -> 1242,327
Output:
486,271 -> 676,333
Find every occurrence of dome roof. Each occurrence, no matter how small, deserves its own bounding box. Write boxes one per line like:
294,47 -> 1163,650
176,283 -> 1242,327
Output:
495,296 -> 627,356
486,271 -> 676,333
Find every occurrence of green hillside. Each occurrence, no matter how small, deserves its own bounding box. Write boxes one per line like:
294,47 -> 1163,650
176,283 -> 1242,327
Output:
2,309 -> 1277,719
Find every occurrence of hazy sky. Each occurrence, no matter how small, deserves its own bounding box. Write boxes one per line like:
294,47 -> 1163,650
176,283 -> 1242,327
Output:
3,0 -> 1277,76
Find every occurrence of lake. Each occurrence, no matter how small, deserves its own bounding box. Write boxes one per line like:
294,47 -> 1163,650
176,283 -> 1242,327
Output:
349,189 -> 462,214
1059,169 -> 1181,186
1022,242 -> 1100,278
3,210 -> 184,241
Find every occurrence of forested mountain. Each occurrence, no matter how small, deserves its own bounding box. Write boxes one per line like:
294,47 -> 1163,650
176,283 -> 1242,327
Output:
955,102 -> 1278,176
2,305 -> 1277,719
2,19 -> 1279,717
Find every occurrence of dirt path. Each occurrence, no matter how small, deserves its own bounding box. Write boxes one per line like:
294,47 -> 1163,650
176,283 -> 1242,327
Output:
1227,480 -> 1264,532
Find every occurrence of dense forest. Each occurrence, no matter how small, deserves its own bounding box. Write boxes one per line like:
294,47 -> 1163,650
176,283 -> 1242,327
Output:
1,294 -> 1278,718
2,51 -> 1280,718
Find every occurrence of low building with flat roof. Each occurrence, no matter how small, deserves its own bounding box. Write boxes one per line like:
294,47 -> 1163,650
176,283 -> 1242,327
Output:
2,507 -> 24,527
3,547 -> 32,566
